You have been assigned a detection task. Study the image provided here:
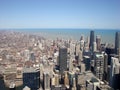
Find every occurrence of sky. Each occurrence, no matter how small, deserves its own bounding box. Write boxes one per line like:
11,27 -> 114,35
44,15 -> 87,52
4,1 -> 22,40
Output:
0,0 -> 120,29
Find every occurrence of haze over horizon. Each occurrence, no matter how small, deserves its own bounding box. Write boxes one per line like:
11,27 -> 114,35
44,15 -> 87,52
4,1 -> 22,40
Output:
0,0 -> 120,29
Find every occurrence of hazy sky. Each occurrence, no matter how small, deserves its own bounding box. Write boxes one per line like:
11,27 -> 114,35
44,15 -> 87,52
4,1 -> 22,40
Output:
0,0 -> 120,29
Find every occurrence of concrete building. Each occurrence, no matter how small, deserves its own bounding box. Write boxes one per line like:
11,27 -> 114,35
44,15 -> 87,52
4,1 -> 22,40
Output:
69,55 -> 73,72
86,77 -> 100,90
83,56 -> 91,71
94,53 -> 104,80
75,42 -> 80,56
80,63 -> 85,73
51,74 -> 59,86
96,35 -> 101,51
54,74 -> 60,86
68,72 -> 75,88
80,37 -> 84,51
64,71 -> 69,89
78,50 -> 83,66
93,42 -> 97,52
110,57 -> 120,90
76,71 -> 95,90
71,78 -> 76,90
43,72 -> 50,90
96,84 -> 113,90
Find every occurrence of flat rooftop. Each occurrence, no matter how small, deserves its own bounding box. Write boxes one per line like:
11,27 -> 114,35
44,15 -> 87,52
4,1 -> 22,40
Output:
23,67 -> 40,73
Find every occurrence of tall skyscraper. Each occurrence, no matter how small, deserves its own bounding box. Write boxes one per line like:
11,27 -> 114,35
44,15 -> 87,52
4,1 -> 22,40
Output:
78,50 -> 83,66
93,41 -> 97,52
89,31 -> 95,51
110,57 -> 120,90
75,42 -> 80,56
43,72 -> 50,90
59,46 -> 67,74
69,55 -> 73,72
71,78 -> 76,90
103,53 -> 108,81
115,32 -> 120,60
83,56 -> 91,71
94,52 -> 104,80
64,71 -> 69,88
96,35 -> 101,51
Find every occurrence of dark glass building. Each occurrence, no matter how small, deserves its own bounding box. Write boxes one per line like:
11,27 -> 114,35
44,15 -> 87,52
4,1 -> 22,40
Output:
89,31 -> 95,51
115,32 -> 120,59
59,46 -> 67,74
23,67 -> 40,90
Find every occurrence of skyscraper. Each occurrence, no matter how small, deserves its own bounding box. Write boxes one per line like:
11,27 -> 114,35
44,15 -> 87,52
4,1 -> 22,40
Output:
23,67 -> 40,90
115,32 -> 120,59
43,72 -> 50,90
96,35 -> 101,51
94,52 -> 104,80
59,46 -> 67,74
64,71 -> 69,88
93,41 -> 97,52
110,57 -> 120,90
78,50 -> 83,66
103,53 -> 108,81
69,55 -> 73,72
89,31 -> 95,51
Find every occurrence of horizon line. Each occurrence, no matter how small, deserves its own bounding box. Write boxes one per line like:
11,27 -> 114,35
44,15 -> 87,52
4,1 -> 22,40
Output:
0,28 -> 120,30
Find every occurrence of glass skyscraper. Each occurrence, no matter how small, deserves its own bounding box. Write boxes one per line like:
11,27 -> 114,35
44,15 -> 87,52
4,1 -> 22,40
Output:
59,46 -> 67,74
89,31 -> 95,51
115,32 -> 120,60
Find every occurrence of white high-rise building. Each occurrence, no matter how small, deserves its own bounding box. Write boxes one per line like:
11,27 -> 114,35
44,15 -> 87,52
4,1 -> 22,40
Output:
43,72 -> 50,90
94,53 -> 104,80
93,42 -> 97,52
110,57 -> 120,89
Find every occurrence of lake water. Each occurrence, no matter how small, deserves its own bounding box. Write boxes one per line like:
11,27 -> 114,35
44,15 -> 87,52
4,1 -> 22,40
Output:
9,28 -> 120,44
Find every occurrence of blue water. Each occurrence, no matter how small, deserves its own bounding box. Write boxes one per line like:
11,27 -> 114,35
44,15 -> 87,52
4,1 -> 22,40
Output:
1,28 -> 120,44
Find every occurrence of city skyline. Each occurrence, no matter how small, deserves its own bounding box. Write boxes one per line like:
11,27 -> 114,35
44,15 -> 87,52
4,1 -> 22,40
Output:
0,0 -> 120,29
0,0 -> 120,90
0,30 -> 120,90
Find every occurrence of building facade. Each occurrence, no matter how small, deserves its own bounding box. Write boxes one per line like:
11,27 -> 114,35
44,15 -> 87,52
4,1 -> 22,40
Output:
59,46 -> 67,74
23,67 -> 40,90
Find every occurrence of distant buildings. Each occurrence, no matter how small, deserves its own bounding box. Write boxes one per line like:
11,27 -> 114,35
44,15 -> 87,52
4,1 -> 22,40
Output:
0,30 -> 119,90
89,31 -> 95,52
96,35 -> 101,51
115,32 -> 120,60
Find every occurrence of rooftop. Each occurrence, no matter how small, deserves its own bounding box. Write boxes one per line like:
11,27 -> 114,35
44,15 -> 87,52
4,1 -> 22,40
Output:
96,54 -> 104,58
23,67 -> 40,73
